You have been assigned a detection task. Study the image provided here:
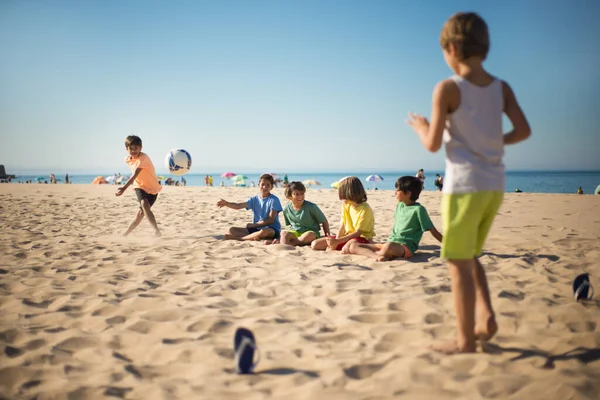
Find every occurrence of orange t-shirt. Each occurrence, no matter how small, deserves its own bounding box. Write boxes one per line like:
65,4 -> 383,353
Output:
125,152 -> 162,195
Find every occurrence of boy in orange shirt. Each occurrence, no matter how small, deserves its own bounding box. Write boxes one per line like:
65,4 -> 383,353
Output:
116,135 -> 162,237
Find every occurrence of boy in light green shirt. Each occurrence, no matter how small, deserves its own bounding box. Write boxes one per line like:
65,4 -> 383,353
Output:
347,176 -> 443,261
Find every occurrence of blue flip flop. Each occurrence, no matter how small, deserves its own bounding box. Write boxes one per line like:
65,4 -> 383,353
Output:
573,273 -> 594,301
234,327 -> 260,374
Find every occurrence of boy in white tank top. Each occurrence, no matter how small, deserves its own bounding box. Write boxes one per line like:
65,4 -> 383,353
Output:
407,12 -> 531,354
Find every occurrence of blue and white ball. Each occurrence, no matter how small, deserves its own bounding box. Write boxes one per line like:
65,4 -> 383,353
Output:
165,149 -> 192,176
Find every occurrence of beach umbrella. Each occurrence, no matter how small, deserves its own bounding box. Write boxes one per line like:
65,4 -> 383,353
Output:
302,179 -> 321,187
221,172 -> 236,178
232,175 -> 248,182
105,175 -> 116,183
365,174 -> 384,189
595,184 -> 600,195
36,176 -> 45,182
91,176 -> 108,184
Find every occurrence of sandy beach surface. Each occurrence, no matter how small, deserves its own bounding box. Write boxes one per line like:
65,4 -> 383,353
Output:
1,184 -> 599,399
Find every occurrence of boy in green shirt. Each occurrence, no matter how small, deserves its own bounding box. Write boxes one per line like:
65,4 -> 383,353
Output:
347,176 -> 443,261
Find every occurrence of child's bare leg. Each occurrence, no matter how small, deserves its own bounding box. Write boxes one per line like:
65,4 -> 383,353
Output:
280,231 -> 300,246
123,209 -> 144,236
241,228 -> 275,241
311,237 -> 329,251
473,257 -> 497,341
140,200 -> 161,236
296,231 -> 317,246
346,241 -> 380,258
431,259 -> 477,354
376,242 -> 406,261
225,227 -> 249,240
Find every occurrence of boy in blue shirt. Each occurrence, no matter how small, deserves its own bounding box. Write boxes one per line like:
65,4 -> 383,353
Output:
217,174 -> 282,241
348,176 -> 442,261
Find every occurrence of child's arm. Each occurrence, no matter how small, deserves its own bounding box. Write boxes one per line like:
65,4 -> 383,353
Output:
406,79 -> 457,152
328,229 -> 362,249
428,226 -> 443,243
116,168 -> 142,196
248,210 -> 279,228
216,199 -> 247,210
321,220 -> 331,237
502,81 -> 531,145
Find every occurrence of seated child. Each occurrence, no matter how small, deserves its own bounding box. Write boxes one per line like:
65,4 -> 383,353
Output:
216,174 -> 282,241
311,176 -> 375,252
269,181 -> 330,246
347,176 -> 443,261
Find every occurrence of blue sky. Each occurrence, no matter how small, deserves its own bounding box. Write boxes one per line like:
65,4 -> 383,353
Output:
1,0 -> 599,174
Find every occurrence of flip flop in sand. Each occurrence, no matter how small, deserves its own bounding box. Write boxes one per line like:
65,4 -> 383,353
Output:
573,273 -> 594,301
234,327 -> 260,374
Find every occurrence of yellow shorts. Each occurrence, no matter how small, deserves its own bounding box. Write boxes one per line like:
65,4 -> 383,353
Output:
441,191 -> 503,259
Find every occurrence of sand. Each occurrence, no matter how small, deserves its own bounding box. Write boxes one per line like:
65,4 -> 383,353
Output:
1,184 -> 599,399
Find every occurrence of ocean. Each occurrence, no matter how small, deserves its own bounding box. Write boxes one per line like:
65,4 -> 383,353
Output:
6,170 -> 600,194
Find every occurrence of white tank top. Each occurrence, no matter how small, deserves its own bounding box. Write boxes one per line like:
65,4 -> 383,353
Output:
443,75 -> 505,194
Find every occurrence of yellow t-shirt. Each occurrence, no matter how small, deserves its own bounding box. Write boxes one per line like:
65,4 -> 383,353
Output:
125,152 -> 162,195
341,202 -> 375,240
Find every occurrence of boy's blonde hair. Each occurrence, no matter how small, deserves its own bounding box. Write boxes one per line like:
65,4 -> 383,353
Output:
284,181 -> 306,199
338,176 -> 367,204
440,12 -> 489,61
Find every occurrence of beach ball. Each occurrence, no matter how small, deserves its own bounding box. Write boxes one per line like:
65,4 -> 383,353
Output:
165,149 -> 192,176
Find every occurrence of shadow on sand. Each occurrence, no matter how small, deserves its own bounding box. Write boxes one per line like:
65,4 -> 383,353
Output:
483,343 -> 600,369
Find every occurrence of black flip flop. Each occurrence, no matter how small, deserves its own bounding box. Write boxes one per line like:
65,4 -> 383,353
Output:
234,327 -> 260,374
573,273 -> 594,301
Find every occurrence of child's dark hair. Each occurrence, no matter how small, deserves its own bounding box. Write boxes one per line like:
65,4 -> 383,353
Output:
440,12 -> 489,61
259,174 -> 275,186
396,176 -> 423,201
284,181 -> 306,199
338,176 -> 367,204
125,135 -> 142,148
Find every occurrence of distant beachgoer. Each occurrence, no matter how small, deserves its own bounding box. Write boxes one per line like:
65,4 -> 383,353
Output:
406,12 -> 531,354
50,174 -> 56,184
415,169 -> 425,186
311,177 -> 375,252
515,188 -> 522,193
577,186 -> 583,195
116,135 -> 162,237
220,181 -> 224,187
434,174 -> 444,191
209,175 -> 213,186
65,174 -> 69,184
267,181 -> 330,246
347,176 -> 443,261
216,174 -> 282,241
283,174 -> 289,187
181,177 -> 186,186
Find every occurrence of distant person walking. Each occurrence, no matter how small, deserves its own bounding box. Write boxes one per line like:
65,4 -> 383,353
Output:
65,173 -> 69,184
577,186 -> 583,195
415,169 -> 426,187
434,174 -> 444,191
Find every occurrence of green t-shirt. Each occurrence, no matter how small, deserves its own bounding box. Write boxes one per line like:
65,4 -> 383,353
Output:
283,200 -> 327,235
387,202 -> 433,253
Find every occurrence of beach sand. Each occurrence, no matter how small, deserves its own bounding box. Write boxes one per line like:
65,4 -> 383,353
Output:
1,184 -> 599,399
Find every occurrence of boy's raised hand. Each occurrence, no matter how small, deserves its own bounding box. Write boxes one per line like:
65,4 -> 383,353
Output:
216,199 -> 228,208
406,112 -> 430,136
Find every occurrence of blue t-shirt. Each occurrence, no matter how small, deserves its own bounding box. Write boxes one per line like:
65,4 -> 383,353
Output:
246,194 -> 283,231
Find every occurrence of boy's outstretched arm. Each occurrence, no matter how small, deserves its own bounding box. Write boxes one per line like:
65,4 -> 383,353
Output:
502,81 -> 531,145
216,199 -> 247,210
429,226 -> 443,243
407,79 -> 456,152
116,168 -> 142,196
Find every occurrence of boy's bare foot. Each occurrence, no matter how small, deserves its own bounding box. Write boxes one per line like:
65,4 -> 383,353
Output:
376,255 -> 390,262
475,314 -> 498,341
264,239 -> 279,245
429,340 -> 476,354
224,233 -> 238,240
